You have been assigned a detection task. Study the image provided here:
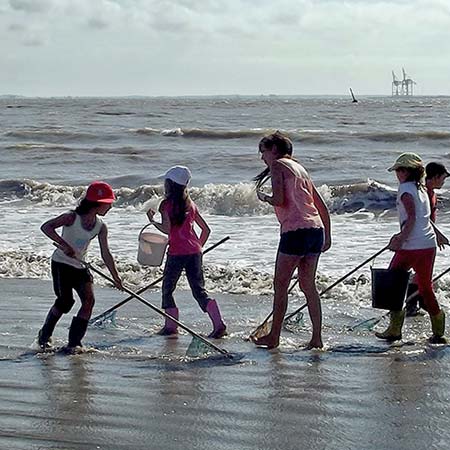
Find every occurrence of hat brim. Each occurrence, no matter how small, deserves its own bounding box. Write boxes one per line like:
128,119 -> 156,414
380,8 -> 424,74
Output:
388,162 -> 423,172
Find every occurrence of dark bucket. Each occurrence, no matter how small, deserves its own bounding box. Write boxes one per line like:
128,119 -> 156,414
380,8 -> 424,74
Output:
371,268 -> 410,311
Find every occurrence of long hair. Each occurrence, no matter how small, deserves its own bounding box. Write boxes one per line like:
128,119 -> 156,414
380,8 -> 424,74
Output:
404,166 -> 425,189
75,199 -> 100,215
164,179 -> 190,226
253,131 -> 294,189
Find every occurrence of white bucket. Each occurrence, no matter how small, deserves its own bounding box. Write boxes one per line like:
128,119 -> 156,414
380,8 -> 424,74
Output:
137,224 -> 168,266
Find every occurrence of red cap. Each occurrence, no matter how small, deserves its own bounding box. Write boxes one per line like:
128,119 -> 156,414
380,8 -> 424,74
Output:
85,181 -> 115,203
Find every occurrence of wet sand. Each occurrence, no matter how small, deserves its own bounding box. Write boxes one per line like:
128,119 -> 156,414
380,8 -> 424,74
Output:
1,278 -> 450,450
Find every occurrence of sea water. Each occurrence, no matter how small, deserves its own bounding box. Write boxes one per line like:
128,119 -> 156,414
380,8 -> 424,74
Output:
1,96 -> 450,449
2,95 -> 450,285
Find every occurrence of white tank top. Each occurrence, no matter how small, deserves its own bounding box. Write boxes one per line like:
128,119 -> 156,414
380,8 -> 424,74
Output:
52,213 -> 104,269
397,182 -> 436,250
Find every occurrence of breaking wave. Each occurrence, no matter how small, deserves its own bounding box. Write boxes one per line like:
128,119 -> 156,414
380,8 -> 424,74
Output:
133,127 -> 450,146
0,249 -> 342,296
6,249 -> 449,299
0,249 -> 274,295
7,126 -> 450,147
0,178 -> 410,215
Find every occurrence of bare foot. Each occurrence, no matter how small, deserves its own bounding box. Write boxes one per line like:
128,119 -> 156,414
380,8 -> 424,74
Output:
305,339 -> 323,350
253,334 -> 280,349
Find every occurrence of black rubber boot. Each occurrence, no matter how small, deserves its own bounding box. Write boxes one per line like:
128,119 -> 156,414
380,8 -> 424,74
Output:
405,283 -> 421,317
67,316 -> 89,348
38,310 -> 60,349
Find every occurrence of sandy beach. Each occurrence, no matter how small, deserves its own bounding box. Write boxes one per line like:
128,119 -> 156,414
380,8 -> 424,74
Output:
1,278 -> 449,450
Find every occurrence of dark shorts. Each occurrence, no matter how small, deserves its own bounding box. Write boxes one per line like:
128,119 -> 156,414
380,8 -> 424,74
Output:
278,227 -> 324,257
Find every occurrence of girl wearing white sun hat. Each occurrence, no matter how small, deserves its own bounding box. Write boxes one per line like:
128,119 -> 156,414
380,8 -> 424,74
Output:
147,166 -> 227,338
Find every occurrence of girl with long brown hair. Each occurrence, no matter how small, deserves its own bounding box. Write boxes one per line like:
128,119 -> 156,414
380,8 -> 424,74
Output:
253,132 -> 331,349
147,166 -> 227,338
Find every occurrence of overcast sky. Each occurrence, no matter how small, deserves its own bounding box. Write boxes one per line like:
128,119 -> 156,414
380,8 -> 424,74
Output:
2,0 -> 450,96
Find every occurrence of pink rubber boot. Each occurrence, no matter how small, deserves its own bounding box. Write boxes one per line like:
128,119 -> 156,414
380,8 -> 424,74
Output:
206,300 -> 227,338
157,307 -> 179,335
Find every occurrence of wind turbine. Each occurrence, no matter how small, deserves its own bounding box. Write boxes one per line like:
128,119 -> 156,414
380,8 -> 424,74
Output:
401,68 -> 416,96
392,71 -> 402,96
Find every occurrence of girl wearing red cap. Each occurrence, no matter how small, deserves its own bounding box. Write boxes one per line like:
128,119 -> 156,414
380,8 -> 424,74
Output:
37,181 -> 123,352
147,166 -> 227,338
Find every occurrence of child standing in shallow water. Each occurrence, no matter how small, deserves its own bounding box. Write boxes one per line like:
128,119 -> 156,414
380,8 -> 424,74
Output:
38,181 -> 123,351
147,166 -> 227,338
376,153 -> 447,343
253,132 -> 331,349
405,161 -> 450,316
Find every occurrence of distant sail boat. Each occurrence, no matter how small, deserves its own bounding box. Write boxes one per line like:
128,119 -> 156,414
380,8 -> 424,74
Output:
349,88 -> 358,103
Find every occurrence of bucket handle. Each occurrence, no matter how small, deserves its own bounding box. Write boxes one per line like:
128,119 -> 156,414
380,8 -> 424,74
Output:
369,249 -> 384,269
138,222 -> 156,240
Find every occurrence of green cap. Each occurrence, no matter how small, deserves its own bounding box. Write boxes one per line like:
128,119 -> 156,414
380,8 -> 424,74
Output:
388,152 -> 423,172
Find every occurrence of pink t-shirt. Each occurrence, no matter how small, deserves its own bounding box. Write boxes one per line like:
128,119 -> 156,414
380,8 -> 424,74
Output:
162,200 -> 203,256
273,158 -> 324,233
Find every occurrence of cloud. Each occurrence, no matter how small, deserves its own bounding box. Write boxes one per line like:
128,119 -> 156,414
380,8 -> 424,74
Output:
8,23 -> 25,32
86,17 -> 109,30
9,0 -> 53,13
1,0 -> 450,95
22,35 -> 45,46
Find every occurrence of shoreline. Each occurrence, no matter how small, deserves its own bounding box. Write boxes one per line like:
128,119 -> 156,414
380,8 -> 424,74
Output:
1,278 -> 450,449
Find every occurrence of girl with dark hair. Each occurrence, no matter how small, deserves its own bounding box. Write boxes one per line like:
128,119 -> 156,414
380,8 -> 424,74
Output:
147,166 -> 226,338
38,181 -> 123,352
253,132 -> 331,349
376,153 -> 446,343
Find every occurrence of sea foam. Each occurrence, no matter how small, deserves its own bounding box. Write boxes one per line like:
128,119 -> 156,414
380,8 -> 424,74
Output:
0,178 -> 405,215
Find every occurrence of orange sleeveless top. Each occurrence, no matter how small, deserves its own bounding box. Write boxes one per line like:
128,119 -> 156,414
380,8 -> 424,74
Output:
273,158 -> 323,233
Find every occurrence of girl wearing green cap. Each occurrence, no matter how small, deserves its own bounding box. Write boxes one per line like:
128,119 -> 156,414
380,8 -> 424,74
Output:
405,162 -> 450,316
376,153 -> 446,343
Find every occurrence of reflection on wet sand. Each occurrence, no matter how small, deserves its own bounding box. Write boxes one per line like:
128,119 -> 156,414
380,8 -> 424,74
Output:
1,280 -> 450,450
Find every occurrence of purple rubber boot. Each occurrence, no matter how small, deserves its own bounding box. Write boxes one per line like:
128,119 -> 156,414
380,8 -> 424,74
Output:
157,307 -> 179,336
206,299 -> 227,338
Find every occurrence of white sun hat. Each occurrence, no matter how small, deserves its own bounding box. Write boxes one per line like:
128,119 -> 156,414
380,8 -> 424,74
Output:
161,165 -> 192,186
